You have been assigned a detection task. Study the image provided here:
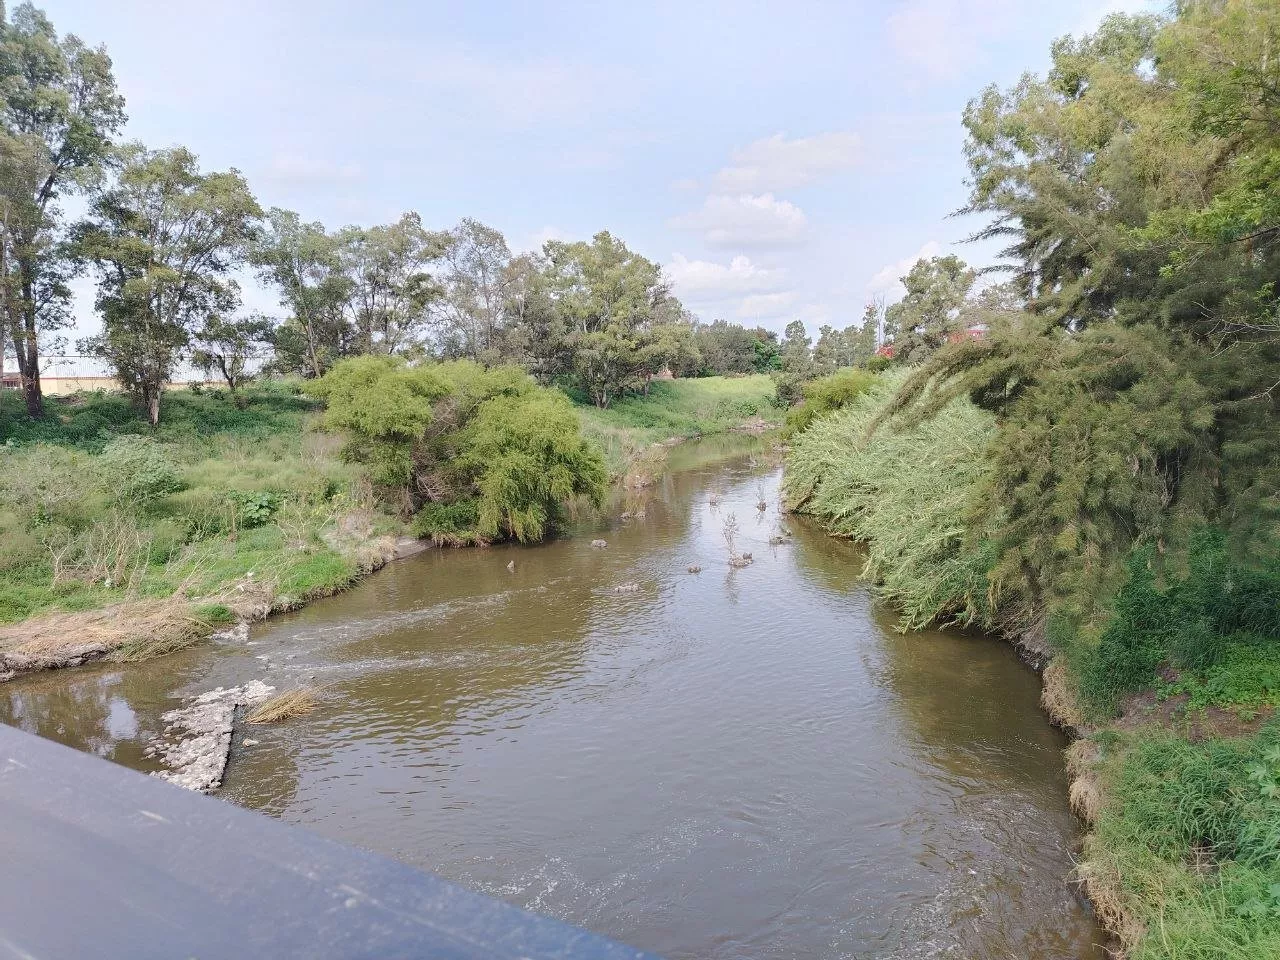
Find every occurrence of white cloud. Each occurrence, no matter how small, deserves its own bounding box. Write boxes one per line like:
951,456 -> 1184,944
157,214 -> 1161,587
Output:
669,193 -> 808,249
664,254 -> 787,302
737,291 -> 797,321
866,240 -> 943,299
886,0 -> 1016,77
712,132 -> 862,193
261,152 -> 363,186
415,51 -> 620,126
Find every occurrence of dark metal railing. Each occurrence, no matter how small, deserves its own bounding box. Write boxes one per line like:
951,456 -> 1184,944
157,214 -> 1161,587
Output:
0,724 -> 660,960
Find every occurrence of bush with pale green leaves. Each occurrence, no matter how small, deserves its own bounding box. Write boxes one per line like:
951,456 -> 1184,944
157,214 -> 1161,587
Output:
309,356 -> 606,544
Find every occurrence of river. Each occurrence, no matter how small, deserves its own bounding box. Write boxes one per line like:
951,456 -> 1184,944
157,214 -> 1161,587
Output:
0,440 -> 1104,959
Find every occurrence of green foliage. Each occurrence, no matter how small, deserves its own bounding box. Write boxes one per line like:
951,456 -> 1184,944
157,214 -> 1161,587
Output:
78,143 -> 264,425
574,375 -> 780,474
306,354 -> 449,485
310,356 -> 604,543
784,371 -> 998,629
97,436 -> 184,507
411,500 -> 482,546
0,2 -> 125,417
1075,533 -> 1280,712
227,490 -> 281,528
461,391 -> 606,542
1089,724 -> 1280,959
0,383 -> 371,624
784,368 -> 877,435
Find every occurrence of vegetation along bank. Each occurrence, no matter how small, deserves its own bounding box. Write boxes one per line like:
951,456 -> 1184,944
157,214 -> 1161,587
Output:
783,3 -> 1280,957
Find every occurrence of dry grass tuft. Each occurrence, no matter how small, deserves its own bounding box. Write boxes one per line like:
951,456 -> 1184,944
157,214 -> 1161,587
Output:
1041,657 -> 1085,731
1076,849 -> 1146,951
0,595 -> 221,675
243,686 -> 320,724
1069,772 -> 1104,825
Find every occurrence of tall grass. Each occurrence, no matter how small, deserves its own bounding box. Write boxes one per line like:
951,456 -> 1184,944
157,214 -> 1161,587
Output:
1083,723 -> 1280,959
0,384 -> 378,626
783,370 -> 997,629
574,375 -> 779,474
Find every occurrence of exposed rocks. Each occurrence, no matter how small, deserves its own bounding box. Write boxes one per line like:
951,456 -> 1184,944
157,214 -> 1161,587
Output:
687,565 -> 702,574
148,680 -> 275,793
506,560 -> 516,572
393,536 -> 430,561
591,539 -> 608,549
612,583 -> 640,594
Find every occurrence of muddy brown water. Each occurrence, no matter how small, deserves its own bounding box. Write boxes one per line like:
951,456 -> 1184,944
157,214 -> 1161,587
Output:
1,439 -> 1105,959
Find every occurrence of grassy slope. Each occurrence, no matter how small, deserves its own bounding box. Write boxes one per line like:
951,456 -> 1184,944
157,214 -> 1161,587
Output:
0,385 -> 397,640
784,377 -> 1280,958
573,375 -> 780,476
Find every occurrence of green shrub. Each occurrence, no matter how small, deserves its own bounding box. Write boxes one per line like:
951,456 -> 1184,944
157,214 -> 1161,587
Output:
412,500 -> 481,545
785,367 -> 878,435
0,444 -> 104,528
228,490 -> 282,528
784,370 -> 998,629
310,357 -> 605,544
97,436 -> 185,507
1090,724 -> 1280,959
1077,533 -> 1280,712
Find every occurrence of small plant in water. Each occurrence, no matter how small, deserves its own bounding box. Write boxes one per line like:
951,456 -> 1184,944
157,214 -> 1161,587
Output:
755,482 -> 768,512
722,513 -> 752,567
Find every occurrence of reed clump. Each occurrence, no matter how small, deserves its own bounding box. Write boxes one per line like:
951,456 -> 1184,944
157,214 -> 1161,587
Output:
243,686 -> 320,724
783,370 -> 996,630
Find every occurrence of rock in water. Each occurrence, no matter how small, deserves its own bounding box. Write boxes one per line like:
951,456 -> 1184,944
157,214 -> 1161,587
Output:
687,565 -> 702,574
147,680 -> 275,793
590,539 -> 608,548
506,559 -> 515,572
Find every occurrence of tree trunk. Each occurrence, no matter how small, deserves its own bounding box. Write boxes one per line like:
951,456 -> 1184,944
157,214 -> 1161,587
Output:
16,264 -> 44,417
21,368 -> 42,417
146,389 -> 160,427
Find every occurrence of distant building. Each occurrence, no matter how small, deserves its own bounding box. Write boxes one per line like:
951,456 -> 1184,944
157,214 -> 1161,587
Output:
0,355 -> 220,395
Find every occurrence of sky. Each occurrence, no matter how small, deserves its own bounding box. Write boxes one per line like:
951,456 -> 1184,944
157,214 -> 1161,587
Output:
43,0 -> 1160,343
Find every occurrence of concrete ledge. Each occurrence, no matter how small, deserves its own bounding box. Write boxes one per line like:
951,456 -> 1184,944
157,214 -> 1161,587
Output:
0,724 -> 658,960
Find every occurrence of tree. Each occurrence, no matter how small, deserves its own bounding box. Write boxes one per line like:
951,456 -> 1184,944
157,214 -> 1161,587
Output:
307,356 -> 606,544
691,319 -> 778,375
336,213 -> 442,356
78,145 -> 262,425
780,319 -> 811,375
887,3 -> 1280,624
192,313 -> 274,393
537,231 -> 688,407
252,207 -> 350,377
0,3 -> 124,417
435,217 -> 511,362
883,255 -> 977,363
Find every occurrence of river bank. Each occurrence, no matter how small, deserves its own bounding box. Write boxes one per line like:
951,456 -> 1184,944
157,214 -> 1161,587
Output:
0,376 -> 779,686
0,444 -> 1103,959
783,374 -> 1280,959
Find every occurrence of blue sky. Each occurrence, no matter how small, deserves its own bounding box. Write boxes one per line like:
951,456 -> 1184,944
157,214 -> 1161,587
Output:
46,0 -> 1158,339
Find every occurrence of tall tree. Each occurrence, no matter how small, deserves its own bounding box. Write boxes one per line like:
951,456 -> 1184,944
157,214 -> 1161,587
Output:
78,145 -> 261,425
780,319 -> 811,375
336,213 -> 442,356
252,207 -> 350,377
536,231 -> 687,407
0,2 -> 123,416
191,312 -> 274,393
883,255 -> 977,363
435,217 -> 511,362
